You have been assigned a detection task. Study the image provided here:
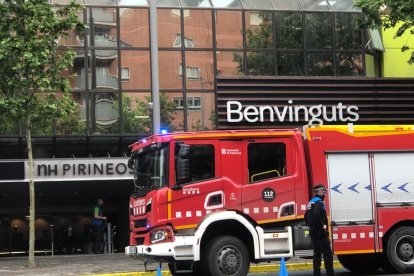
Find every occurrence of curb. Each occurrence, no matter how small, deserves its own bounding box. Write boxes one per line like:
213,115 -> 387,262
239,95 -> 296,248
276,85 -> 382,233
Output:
84,260 -> 342,276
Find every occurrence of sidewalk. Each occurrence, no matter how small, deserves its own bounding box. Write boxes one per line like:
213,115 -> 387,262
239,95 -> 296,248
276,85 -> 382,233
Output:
0,253 -> 341,276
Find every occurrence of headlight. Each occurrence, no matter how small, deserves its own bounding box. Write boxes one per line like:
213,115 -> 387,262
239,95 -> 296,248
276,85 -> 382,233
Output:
150,227 -> 172,244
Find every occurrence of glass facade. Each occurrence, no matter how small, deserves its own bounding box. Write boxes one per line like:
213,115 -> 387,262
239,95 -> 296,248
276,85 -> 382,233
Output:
0,0 -> 366,137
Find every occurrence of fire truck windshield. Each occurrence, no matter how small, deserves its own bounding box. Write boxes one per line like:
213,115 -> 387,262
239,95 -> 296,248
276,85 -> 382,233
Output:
132,142 -> 168,194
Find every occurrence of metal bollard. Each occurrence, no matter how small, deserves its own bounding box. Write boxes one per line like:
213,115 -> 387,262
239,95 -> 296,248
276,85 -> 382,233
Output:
105,223 -> 113,254
50,224 -> 54,256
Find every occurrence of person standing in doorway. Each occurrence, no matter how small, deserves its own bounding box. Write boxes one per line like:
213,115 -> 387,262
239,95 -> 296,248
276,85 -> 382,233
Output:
306,184 -> 335,276
92,198 -> 107,254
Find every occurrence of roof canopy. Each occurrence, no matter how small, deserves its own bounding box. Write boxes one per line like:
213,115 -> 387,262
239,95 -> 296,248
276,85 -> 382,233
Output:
50,0 -> 360,11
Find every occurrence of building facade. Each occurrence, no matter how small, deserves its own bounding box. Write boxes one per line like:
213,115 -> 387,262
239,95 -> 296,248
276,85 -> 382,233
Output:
0,0 -> 412,255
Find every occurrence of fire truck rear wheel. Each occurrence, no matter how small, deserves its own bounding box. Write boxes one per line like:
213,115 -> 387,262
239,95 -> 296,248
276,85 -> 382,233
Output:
386,226 -> 414,273
203,235 -> 250,276
337,253 -> 380,274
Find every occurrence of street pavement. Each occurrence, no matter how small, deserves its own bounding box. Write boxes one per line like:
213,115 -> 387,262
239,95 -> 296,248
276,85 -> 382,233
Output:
0,253 -> 342,275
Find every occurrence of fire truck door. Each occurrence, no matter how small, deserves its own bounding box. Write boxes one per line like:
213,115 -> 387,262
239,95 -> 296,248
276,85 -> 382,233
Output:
326,153 -> 376,253
169,140 -> 222,230
241,138 -> 296,223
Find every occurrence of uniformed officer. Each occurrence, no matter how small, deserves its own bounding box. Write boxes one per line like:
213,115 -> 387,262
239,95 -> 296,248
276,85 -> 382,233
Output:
306,184 -> 334,276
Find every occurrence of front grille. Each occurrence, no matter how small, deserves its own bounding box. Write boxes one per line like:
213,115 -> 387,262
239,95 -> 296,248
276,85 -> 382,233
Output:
135,238 -> 144,245
134,219 -> 147,228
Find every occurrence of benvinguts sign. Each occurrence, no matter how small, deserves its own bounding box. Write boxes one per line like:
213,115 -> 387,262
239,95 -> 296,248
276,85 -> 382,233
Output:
227,100 -> 359,125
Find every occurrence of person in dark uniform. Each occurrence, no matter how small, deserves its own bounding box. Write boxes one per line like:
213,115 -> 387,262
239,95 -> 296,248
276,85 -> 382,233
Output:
91,198 -> 107,254
306,184 -> 335,276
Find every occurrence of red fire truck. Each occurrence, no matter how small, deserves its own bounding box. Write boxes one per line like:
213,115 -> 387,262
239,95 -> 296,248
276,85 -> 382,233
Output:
125,125 -> 414,275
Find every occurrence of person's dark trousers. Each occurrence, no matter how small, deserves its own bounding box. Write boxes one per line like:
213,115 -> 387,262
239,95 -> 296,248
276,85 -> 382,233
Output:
311,234 -> 334,276
92,224 -> 104,253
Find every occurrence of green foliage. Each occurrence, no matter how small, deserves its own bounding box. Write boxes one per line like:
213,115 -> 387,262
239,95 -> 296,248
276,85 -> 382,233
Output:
355,0 -> 414,64
111,93 -> 177,134
0,0 -> 84,133
233,12 -> 275,76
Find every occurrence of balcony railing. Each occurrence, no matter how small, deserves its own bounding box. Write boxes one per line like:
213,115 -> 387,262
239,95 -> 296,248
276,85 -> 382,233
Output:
75,74 -> 118,90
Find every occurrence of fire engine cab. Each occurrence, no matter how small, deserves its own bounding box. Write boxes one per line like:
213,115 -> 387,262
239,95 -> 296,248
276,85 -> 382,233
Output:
125,125 -> 414,275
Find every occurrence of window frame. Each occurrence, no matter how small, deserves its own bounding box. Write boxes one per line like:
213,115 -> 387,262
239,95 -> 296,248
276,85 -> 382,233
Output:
174,142 -> 216,186
173,96 -> 202,110
244,139 -> 291,185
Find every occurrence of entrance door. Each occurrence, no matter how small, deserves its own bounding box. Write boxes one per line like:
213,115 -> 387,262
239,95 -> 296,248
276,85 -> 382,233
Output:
241,138 -> 296,223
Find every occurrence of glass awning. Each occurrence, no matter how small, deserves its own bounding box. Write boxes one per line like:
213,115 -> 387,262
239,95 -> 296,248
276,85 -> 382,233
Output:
50,0 -> 361,11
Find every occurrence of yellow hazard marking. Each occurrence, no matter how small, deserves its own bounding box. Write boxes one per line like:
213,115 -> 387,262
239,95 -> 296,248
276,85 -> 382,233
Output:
335,249 -> 379,254
173,131 -> 296,140
307,125 -> 414,139
167,189 -> 171,220
175,224 -> 197,230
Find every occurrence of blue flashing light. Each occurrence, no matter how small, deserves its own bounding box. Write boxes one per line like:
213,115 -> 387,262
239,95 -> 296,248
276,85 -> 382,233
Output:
160,129 -> 168,135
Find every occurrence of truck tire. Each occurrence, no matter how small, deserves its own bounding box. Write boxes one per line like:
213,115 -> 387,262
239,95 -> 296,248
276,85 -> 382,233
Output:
203,235 -> 250,276
168,261 -> 201,276
385,226 -> 414,273
337,253 -> 380,274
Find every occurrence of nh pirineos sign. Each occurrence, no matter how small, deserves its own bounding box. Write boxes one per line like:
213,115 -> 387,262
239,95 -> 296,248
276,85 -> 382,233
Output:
0,158 -> 133,182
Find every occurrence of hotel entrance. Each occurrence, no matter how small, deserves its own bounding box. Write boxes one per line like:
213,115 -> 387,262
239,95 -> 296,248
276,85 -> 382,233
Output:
0,158 -> 133,256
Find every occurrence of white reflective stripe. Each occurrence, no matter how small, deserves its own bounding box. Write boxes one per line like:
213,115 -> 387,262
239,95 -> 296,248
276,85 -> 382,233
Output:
301,204 -> 306,211
254,208 -> 259,214
333,234 -> 338,240
342,233 -> 348,239
369,232 -> 374,238
379,232 -> 383,238
244,208 -> 250,214
351,233 -> 356,239
360,232 -> 365,238
273,207 -> 278,212
196,211 -> 202,217
263,207 -> 269,213
206,210 -> 212,214
176,212 -> 182,218
186,211 -> 192,217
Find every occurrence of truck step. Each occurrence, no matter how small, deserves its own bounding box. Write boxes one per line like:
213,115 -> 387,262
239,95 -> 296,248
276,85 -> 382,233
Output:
294,249 -> 313,258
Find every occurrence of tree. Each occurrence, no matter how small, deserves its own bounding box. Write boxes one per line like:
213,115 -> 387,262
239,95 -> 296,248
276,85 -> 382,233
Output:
111,93 -> 177,134
355,0 -> 414,64
0,0 -> 83,267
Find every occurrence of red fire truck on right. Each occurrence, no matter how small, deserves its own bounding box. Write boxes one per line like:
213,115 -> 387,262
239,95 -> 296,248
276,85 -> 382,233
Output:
126,124 -> 414,275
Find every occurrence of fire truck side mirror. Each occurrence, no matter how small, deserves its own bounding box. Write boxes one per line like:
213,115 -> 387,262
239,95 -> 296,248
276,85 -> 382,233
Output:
176,158 -> 189,185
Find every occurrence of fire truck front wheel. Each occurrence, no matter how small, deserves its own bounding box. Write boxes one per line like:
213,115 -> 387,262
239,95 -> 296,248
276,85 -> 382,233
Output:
203,235 -> 250,276
386,226 -> 414,273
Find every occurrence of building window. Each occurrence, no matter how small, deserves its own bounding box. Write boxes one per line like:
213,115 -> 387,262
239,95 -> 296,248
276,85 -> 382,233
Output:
249,12 -> 262,26
173,34 -> 195,48
171,9 -> 190,17
121,67 -> 130,81
173,96 -> 202,110
247,143 -> 286,183
178,64 -> 200,79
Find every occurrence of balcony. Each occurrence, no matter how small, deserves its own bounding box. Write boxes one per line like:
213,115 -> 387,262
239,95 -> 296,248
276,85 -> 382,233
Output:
75,74 -> 118,90
92,8 -> 116,25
